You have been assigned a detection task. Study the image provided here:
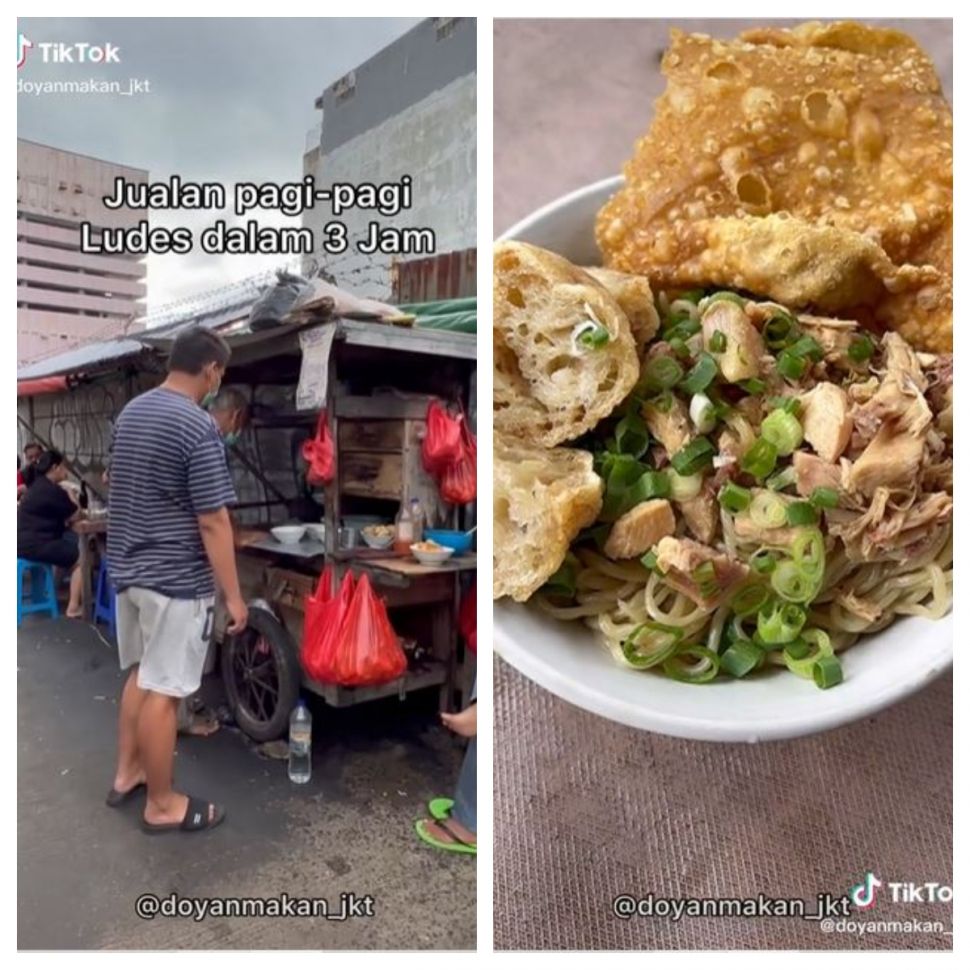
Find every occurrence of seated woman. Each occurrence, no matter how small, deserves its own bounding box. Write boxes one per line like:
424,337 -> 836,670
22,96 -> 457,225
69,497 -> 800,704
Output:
18,450 -> 84,618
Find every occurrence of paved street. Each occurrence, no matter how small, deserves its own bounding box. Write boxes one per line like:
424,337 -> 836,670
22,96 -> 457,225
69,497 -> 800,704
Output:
18,618 -> 475,949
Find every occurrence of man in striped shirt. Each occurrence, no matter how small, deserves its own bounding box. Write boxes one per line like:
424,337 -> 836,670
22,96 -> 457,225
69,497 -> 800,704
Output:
106,327 -> 248,833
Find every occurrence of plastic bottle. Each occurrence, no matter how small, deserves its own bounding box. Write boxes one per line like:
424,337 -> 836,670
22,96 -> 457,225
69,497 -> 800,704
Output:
288,700 -> 312,784
409,496 -> 425,543
393,500 -> 414,554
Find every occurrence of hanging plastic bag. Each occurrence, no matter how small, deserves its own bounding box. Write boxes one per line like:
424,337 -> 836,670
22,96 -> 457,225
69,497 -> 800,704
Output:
439,414 -> 477,504
422,399 -> 462,475
458,582 -> 477,654
301,569 -> 354,681
301,409 -> 335,485
323,573 -> 407,687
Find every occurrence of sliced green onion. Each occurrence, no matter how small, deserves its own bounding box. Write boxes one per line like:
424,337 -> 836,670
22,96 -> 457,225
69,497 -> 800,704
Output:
704,291 -> 747,309
810,487 -> 840,509
542,554 -> 579,599
784,628 -> 833,679
788,335 -> 824,361
650,389 -> 674,413
620,621 -> 683,669
766,466 -> 797,492
761,408 -> 804,456
767,395 -> 802,416
662,645 -> 720,683
785,501 -> 818,526
777,349 -> 809,381
739,377 -> 767,394
613,411 -> 650,459
662,318 -> 702,342
770,560 -> 819,604
750,491 -> 788,529
691,561 -> 719,599
576,321 -> 610,349
678,288 -> 705,304
682,353 -> 718,394
720,639 -> 763,678
751,551 -> 777,574
813,654 -> 844,689
671,436 -> 715,476
718,481 -> 752,513
740,437 -> 778,479
625,470 -> 671,507
783,638 -> 811,661
757,601 -> 806,645
668,336 -> 690,359
791,528 -> 826,581
689,392 -> 717,433
709,330 -> 727,353
707,388 -> 733,420
668,470 -> 703,502
641,550 -> 659,572
763,311 -> 797,349
848,334 -> 875,363
731,582 -> 769,617
641,356 -> 684,392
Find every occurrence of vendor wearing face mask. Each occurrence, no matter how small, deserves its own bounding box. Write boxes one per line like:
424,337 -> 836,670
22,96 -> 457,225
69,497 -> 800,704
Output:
207,387 -> 249,447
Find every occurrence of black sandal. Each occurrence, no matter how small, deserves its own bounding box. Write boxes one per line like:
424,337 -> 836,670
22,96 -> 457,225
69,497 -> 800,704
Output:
142,796 -> 225,834
105,782 -> 146,807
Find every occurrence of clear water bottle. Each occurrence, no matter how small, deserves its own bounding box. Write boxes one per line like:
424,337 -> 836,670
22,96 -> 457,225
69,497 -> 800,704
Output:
288,700 -> 312,784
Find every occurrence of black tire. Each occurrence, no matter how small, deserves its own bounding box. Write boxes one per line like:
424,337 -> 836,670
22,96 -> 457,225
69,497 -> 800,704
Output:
221,605 -> 301,742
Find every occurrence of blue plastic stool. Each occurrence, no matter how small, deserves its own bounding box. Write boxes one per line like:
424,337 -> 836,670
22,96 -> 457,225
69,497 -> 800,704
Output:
17,559 -> 59,627
94,560 -> 117,638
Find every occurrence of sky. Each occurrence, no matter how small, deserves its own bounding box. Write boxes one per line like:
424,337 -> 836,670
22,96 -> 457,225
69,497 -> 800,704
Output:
17,17 -> 422,312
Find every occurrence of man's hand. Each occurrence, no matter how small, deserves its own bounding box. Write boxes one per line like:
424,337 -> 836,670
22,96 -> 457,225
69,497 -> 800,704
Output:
225,594 -> 249,635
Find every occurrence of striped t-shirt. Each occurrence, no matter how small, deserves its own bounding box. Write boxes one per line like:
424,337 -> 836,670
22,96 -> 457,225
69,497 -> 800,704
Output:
107,386 -> 237,599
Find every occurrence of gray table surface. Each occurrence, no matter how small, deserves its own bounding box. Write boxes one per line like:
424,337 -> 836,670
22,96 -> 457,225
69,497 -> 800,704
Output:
493,17 -> 952,951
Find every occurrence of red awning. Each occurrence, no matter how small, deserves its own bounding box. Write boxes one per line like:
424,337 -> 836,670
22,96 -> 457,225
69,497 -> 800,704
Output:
17,376 -> 68,397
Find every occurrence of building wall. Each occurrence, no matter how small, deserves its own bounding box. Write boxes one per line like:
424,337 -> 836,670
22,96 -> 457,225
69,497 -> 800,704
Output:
17,140 -> 148,365
303,18 -> 476,299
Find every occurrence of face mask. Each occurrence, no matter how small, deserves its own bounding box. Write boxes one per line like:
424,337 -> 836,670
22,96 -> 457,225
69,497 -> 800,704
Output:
224,431 -> 241,447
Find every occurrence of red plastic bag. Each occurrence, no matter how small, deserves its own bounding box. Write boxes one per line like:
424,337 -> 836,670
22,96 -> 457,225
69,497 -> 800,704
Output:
301,569 -> 354,681
322,573 -> 407,687
439,415 -> 477,504
458,582 -> 476,654
301,409 -> 335,485
422,400 -> 462,475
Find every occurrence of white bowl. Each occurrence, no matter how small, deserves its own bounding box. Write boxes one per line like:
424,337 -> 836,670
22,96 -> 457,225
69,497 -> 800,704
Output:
304,523 -> 327,544
495,177 -> 953,742
362,528 -> 394,550
410,544 -> 455,566
270,525 -> 307,545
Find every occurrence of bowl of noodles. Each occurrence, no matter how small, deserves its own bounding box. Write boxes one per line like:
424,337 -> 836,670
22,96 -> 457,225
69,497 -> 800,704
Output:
493,177 -> 953,741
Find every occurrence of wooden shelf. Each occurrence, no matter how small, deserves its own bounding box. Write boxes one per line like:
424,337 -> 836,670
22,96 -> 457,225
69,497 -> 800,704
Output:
302,658 -> 447,708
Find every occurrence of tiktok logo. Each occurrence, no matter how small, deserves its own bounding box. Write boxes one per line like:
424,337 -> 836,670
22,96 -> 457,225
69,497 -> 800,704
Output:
17,32 -> 32,69
850,871 -> 882,910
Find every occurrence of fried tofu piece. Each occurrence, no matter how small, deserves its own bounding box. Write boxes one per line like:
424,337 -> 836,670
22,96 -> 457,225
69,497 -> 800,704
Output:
584,267 -> 661,356
603,499 -> 676,560
595,22 -> 952,351
493,439 -> 603,602
493,242 -> 639,447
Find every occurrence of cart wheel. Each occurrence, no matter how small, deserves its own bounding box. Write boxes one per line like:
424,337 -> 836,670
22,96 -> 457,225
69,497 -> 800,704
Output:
221,605 -> 301,742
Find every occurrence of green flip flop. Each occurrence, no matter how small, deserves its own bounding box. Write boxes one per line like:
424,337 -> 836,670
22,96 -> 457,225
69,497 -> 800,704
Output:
428,797 -> 454,820
415,818 -> 476,855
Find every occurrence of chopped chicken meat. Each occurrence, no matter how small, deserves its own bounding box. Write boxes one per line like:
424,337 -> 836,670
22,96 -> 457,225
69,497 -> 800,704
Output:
792,451 -> 842,497
678,484 -> 718,544
642,395 -> 692,456
801,382 -> 853,463
701,301 -> 765,382
603,499 -> 675,561
654,536 -> 750,609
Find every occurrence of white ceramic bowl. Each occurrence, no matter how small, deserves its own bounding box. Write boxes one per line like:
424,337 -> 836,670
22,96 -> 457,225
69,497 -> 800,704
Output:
304,523 -> 327,544
271,525 -> 307,545
362,530 -> 394,550
411,544 -> 455,566
495,176 -> 953,742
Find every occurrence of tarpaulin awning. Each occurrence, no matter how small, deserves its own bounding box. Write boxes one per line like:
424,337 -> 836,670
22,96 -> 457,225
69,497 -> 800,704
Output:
17,376 -> 69,397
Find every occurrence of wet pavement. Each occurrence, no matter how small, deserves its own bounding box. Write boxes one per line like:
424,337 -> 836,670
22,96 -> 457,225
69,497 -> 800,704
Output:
18,618 -> 475,950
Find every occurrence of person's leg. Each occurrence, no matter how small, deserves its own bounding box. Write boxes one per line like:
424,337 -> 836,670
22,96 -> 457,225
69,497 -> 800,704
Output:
448,736 -> 477,838
139,690 -> 189,825
66,564 -> 83,618
113,666 -> 147,793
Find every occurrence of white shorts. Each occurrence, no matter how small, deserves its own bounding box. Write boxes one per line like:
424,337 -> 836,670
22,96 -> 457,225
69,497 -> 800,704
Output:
116,587 -> 215,698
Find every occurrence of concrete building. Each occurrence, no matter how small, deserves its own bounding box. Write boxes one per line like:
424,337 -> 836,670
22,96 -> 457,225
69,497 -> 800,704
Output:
303,17 -> 476,299
17,140 -> 148,364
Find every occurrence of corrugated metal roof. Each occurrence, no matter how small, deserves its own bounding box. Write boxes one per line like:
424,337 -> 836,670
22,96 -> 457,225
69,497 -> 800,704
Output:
16,337 -> 150,380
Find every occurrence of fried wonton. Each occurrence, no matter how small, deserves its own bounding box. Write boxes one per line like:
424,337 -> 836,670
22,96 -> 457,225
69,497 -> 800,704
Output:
596,21 -> 953,351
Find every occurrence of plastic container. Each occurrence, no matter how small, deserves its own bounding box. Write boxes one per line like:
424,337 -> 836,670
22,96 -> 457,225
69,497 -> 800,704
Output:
288,700 -> 312,784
